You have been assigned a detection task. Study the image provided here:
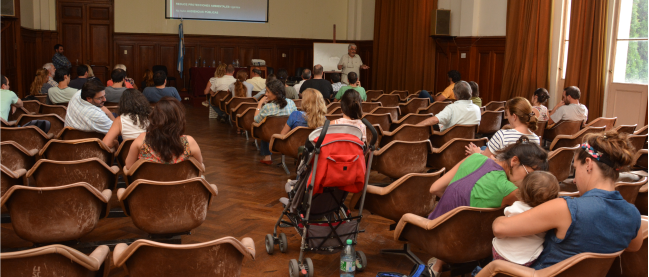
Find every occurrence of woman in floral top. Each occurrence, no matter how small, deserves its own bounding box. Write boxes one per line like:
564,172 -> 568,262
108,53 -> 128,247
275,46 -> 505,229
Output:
254,79 -> 297,164
531,88 -> 550,121
124,97 -> 203,170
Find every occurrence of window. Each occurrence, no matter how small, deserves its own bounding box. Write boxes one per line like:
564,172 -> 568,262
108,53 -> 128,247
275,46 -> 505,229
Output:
612,0 -> 648,84
561,0 -> 572,79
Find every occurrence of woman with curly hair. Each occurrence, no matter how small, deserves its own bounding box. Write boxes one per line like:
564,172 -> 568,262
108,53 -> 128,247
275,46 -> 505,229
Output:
30,68 -> 50,96
280,88 -> 327,135
102,89 -> 152,148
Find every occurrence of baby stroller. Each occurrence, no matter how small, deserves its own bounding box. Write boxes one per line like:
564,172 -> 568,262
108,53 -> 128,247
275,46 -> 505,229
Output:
265,119 -> 378,277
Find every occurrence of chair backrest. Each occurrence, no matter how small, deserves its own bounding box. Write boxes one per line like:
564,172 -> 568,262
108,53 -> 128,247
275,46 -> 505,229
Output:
361,101 -> 382,113
269,127 -> 315,159
328,106 -> 342,115
115,139 -> 135,168
251,116 -> 290,142
614,124 -> 637,134
326,102 -> 341,114
374,94 -> 401,107
21,100 -> 41,113
390,113 -> 432,131
1,245 -> 110,277
633,149 -> 648,169
547,146 -> 579,183
17,113 -> 65,136
325,114 -> 344,121
1,126 -> 51,150
549,126 -> 606,151
628,134 -> 648,151
8,107 -> 31,121
586,117 -> 617,131
39,104 -> 67,119
0,117 -> 14,127
39,138 -> 114,165
428,138 -> 489,170
476,251 -> 623,277
232,103 -> 257,119
429,124 -> 478,148
226,97 -> 257,115
366,90 -> 384,101
615,176 -> 648,204
1,182 -> 110,244
236,107 -> 257,131
56,127 -> 105,140
209,90 -> 229,108
418,101 -> 451,115
484,101 -> 506,111
362,113 -> 392,132
534,120 -> 548,139
390,90 -> 410,101
635,125 -> 648,135
379,125 -> 431,148
372,140 -> 433,179
398,98 -> 430,115
1,164 -> 25,196
0,141 -> 38,171
124,157 -> 204,185
112,237 -> 255,277
544,120 -> 584,143
34,95 -> 48,104
292,99 -> 301,109
477,111 -> 504,135
27,158 -> 118,191
370,106 -> 400,121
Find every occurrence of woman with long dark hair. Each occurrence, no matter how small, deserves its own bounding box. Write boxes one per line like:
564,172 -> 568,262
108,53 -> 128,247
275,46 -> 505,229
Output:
124,97 -> 202,169
254,79 -> 297,164
102,89 -> 151,148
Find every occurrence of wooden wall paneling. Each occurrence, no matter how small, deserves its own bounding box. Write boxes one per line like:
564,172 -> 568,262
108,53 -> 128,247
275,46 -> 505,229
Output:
293,48 -> 309,73
115,44 -> 135,81
182,46 -> 196,91
257,47 -> 274,69
160,44 -> 178,81
3,19 -> 19,94
491,52 -> 505,103
275,46 -> 291,75
88,24 -> 110,65
239,46 -> 254,68
219,46 -> 236,66
138,45 -> 156,81
61,23 -> 84,68
199,46 -> 216,67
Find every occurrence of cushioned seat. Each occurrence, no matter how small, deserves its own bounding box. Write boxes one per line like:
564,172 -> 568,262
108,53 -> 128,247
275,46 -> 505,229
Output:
1,126 -> 53,150
429,124 -> 478,148
112,237 -> 255,277
1,245 -> 110,277
39,104 -> 67,119
21,100 -> 41,114
390,90 -> 410,102
56,127 -> 105,140
478,111 -> 504,136
0,141 -> 38,171
374,94 -> 401,108
39,138 -> 115,165
117,177 -> 217,235
372,140 -> 433,179
548,126 -> 606,151
8,107 -> 32,121
1,182 -> 110,244
389,113 -> 432,131
251,116 -> 290,142
417,101 -> 451,116
547,146 -> 579,185
483,101 -> 506,111
1,164 -> 26,196
123,157 -> 204,185
362,113 -> 393,132
361,102 -> 382,114
16,113 -> 66,137
366,90 -> 384,101
370,106 -> 401,121
584,117 -> 617,131
614,124 -> 638,134
607,216 -> 648,277
379,125 -> 432,148
544,120 -> 583,145
427,138 -> 488,170
115,139 -> 135,169
326,102 -> 341,114
398,98 -> 429,116
26,158 -> 119,191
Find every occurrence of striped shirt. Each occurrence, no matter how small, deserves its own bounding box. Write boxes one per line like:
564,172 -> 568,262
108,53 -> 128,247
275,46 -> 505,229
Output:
65,91 -> 113,134
487,129 -> 540,154
254,99 -> 297,123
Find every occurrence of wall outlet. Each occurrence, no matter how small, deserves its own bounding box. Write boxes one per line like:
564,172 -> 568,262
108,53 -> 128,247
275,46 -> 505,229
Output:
461,53 -> 466,58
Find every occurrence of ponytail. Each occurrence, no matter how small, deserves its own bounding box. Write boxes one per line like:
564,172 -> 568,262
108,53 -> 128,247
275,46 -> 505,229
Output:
234,70 -> 248,97
340,89 -> 363,119
506,97 -> 538,131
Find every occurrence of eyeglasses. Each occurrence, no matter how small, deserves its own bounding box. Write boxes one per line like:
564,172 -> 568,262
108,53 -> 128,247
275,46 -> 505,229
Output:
93,95 -> 106,101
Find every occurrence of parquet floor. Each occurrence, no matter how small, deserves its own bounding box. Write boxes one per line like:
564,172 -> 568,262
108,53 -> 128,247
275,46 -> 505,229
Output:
1,105 -> 429,276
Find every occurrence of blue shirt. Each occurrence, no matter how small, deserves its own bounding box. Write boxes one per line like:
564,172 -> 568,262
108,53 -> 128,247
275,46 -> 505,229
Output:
532,189 -> 641,270
287,110 -> 308,129
142,87 -> 182,103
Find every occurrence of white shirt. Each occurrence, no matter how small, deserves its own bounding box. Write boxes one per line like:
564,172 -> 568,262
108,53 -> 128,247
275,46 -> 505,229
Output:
120,114 -> 147,140
487,129 -> 540,153
65,91 -> 113,134
246,76 -> 266,91
293,80 -> 306,94
550,103 -> 588,124
210,75 -> 236,92
338,54 -> 363,84
492,201 -> 546,264
435,100 -> 481,131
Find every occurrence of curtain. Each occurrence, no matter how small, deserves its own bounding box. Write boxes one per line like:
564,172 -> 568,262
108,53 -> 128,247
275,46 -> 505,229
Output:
372,0 -> 437,94
500,0 -> 553,100
564,0 -> 608,122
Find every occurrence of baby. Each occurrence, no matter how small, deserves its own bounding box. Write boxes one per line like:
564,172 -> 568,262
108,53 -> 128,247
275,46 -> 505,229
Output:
491,171 -> 560,266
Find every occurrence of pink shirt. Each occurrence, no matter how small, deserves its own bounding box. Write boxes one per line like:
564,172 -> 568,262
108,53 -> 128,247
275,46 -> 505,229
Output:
331,118 -> 367,141
107,78 -> 135,89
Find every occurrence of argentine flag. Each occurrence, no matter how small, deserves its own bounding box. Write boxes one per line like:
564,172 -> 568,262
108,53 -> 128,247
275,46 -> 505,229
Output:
177,20 -> 185,78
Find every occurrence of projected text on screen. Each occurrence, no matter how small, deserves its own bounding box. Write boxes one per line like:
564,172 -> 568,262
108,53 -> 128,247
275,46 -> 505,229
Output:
166,0 -> 268,22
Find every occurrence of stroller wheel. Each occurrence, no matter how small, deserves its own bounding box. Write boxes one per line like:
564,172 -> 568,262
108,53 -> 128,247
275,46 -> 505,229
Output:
356,250 -> 367,272
279,232 -> 288,253
288,259 -> 300,277
305,257 -> 314,277
265,234 -> 274,255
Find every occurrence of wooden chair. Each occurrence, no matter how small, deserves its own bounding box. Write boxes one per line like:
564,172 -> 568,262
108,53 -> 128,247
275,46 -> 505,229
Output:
389,113 -> 432,131
585,117 -> 617,131
477,111 -> 504,136
56,127 -> 105,140
1,164 -> 26,196
1,245 -> 110,277
398,98 -> 430,116
112,237 -> 255,277
0,141 -> 38,172
7,107 -> 32,121
219,94 -> 233,112
39,138 -> 115,165
548,126 -> 606,151
633,149 -> 648,169
325,114 -> 344,121
350,169 -> 446,224
366,90 -> 384,101
476,251 -> 624,277
231,103 -> 257,126
361,102 -> 382,114
429,124 -> 478,148
534,121 -> 548,140
106,106 -> 119,114
614,124 -> 637,134
0,126 -> 53,151
209,90 -> 229,111
293,99 -> 302,109
115,139 -> 135,169
39,104 -> 67,119
547,146 -> 579,185
372,140 -> 433,179
373,94 -> 401,108
16,113 -> 65,137
379,125 -> 432,148
123,157 -> 205,185
251,116 -> 290,142
362,113 -> 393,132
370,106 -> 401,121
483,101 -> 506,111
637,185 -> 648,215
327,106 -> 342,115
543,120 -> 584,145
116,178 -> 218,235
27,158 -> 119,191
615,175 -> 648,204
21,100 -> 41,113
0,118 -> 15,127
628,134 -> 648,151
428,138 -> 488,171
607,216 -> 648,277
326,102 -> 341,114
270,127 -> 315,174
34,95 -> 48,104
235,107 -> 258,137
635,125 -> 648,135
1,182 -> 110,244
225,97 -> 257,116
389,90 -> 410,102
417,101 -> 451,115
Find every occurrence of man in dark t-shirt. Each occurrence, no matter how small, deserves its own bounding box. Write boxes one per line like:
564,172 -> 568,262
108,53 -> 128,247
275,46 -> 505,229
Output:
142,70 -> 181,102
299,64 -> 334,99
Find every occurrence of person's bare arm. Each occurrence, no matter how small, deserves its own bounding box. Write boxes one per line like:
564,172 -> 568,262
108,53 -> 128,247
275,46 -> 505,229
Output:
434,94 -> 447,102
429,155 -> 469,197
280,124 -> 291,136
417,116 -> 440,127
626,223 -> 646,252
124,133 -> 145,170
186,135 -> 203,164
100,106 -> 116,121
493,198 -> 571,239
203,81 -> 212,95
12,99 -> 23,108
102,117 -> 122,149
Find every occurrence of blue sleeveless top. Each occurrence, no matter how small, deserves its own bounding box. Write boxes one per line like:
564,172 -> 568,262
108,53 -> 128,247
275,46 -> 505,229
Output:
532,189 -> 641,270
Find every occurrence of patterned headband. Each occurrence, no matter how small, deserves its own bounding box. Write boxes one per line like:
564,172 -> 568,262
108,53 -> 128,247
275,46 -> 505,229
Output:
580,143 -> 618,170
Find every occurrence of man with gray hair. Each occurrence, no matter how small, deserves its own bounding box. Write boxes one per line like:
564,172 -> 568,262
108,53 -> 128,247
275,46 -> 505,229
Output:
337,43 -> 369,84
41,63 -> 59,95
299,64 -> 334,99
416,81 -> 481,131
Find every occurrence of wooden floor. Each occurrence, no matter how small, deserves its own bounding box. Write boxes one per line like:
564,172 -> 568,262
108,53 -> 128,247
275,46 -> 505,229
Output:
1,104 -> 430,276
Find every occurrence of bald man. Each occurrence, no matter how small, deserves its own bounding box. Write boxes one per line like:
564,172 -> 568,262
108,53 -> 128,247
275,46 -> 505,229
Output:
299,64 -> 334,99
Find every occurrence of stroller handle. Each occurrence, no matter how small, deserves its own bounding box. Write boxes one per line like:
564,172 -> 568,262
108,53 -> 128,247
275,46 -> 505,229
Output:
314,120 -> 331,150
361,118 -> 378,150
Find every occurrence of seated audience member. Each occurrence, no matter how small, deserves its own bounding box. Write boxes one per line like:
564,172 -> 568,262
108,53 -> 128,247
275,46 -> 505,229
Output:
141,69 -> 154,90
48,68 -> 79,104
253,74 -> 279,100
492,131 -> 643,270
281,88 -> 327,135
531,88 -> 550,121
419,70 -> 460,102
102,89 -> 151,148
468,81 -> 482,107
466,97 -> 540,157
275,70 -> 298,100
427,137 -> 548,275
254,79 -> 298,164
0,75 -> 23,121
69,65 -> 90,90
107,64 -> 136,89
41,63 -> 58,95
293,69 -> 310,94
246,69 -> 266,92
331,89 -> 367,141
105,69 -> 128,103
299,65 -> 334,99
85,64 -> 101,83
124,97 -> 202,170
65,79 -> 115,134
203,64 -> 235,119
416,81 -> 481,131
330,73 -> 343,94
229,70 -> 253,97
29,68 -> 49,96
142,71 -> 181,103
548,86 -> 588,125
334,72 -> 366,101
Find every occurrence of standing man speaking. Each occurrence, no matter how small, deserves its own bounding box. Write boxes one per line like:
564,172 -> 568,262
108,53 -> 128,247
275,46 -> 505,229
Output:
337,43 -> 369,84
